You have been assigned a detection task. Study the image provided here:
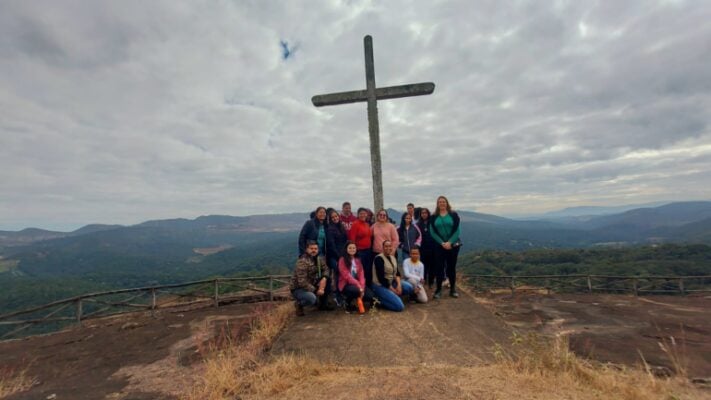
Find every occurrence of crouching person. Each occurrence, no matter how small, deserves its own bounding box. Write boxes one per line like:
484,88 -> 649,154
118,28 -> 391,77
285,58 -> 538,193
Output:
338,241 -> 373,311
370,240 -> 414,312
291,240 -> 331,316
403,246 -> 428,303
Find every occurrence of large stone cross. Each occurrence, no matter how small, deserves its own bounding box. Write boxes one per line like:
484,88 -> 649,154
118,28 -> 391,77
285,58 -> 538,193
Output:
312,35 -> 435,212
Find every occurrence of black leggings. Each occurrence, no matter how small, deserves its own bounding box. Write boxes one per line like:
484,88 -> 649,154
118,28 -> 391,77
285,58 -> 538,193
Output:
421,247 -> 436,286
357,249 -> 374,285
341,284 -> 373,304
435,246 -> 460,292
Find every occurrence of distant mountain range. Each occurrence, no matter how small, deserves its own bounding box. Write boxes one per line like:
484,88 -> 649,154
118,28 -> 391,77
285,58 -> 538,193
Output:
2,201 -> 711,250
2,201 -> 711,316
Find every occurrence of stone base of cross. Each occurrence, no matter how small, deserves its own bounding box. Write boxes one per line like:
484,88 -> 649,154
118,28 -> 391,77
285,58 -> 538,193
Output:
312,35 -> 435,212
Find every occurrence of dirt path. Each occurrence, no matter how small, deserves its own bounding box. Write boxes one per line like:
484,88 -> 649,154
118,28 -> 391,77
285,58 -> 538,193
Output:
271,289 -> 513,366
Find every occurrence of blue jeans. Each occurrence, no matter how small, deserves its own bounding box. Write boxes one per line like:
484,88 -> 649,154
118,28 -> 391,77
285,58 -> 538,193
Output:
370,280 -> 414,312
292,288 -> 317,306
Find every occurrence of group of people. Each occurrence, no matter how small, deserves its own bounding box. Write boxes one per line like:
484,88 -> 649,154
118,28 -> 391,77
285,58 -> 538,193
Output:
290,195 -> 462,315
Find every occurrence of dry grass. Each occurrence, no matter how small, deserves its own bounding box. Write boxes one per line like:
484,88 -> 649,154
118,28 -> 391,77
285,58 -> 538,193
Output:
183,302 -> 295,400
0,365 -> 37,398
183,309 -> 707,400
491,332 -> 700,400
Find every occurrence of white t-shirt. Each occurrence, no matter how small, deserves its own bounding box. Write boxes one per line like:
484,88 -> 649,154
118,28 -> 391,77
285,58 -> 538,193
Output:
403,258 -> 425,283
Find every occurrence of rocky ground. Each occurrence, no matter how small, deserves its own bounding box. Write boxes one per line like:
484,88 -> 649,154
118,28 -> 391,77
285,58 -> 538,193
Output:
476,291 -> 711,379
2,289 -> 709,399
1,302 -> 267,400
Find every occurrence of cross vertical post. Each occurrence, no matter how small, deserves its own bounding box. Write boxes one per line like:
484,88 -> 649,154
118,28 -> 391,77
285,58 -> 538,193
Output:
364,36 -> 384,212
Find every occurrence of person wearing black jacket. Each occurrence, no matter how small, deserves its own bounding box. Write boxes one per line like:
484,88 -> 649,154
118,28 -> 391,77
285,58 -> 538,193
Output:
326,210 -> 348,303
298,206 -> 328,256
416,207 -> 437,288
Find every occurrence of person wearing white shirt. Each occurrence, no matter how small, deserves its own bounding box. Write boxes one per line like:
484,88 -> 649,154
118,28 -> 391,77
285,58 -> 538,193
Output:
402,246 -> 428,303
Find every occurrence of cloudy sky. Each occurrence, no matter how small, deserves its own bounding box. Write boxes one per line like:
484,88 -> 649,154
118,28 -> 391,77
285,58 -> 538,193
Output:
1,0 -> 710,231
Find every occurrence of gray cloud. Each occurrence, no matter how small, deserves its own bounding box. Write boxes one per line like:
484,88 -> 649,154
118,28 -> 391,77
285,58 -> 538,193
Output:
1,0 -> 710,230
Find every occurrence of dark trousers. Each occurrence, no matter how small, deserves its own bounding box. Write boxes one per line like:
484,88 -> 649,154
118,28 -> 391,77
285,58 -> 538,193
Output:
328,257 -> 340,295
435,246 -> 460,292
341,284 -> 373,304
356,248 -> 374,286
421,247 -> 436,286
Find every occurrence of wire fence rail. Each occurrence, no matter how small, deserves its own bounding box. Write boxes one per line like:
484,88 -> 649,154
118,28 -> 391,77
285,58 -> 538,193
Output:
0,275 -> 291,341
461,274 -> 711,296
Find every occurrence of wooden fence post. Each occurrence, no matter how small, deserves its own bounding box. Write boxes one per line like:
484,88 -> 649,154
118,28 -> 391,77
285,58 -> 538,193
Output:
151,288 -> 157,315
510,276 -> 515,296
679,278 -> 685,295
475,276 -> 480,292
632,278 -> 638,296
587,275 -> 593,293
545,278 -> 551,295
76,298 -> 83,325
214,279 -> 219,308
269,276 -> 274,302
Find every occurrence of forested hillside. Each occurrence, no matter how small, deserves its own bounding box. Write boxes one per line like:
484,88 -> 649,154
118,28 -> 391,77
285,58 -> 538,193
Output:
458,244 -> 711,276
2,201 -> 711,315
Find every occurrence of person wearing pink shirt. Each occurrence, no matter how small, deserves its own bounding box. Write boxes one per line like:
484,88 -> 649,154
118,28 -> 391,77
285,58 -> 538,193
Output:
371,209 -> 399,256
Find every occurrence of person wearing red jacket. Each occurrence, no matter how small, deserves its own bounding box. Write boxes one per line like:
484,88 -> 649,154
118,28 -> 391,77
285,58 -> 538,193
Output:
348,207 -> 374,285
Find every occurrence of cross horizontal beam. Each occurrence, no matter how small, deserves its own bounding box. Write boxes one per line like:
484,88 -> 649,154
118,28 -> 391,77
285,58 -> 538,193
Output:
312,82 -> 435,107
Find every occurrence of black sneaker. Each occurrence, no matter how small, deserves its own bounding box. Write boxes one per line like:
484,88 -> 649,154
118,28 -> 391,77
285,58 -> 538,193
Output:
295,302 -> 305,316
450,290 -> 459,298
433,290 -> 442,299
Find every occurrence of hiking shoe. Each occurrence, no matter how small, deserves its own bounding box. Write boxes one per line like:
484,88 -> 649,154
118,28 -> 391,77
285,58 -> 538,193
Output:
295,302 -> 305,316
433,290 -> 442,299
450,290 -> 460,298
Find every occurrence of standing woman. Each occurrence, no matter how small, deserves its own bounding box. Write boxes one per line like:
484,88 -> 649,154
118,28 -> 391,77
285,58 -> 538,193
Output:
348,208 -> 374,285
398,212 -> 422,260
298,206 -> 328,256
326,210 -> 348,302
416,207 -> 437,289
430,196 -> 462,299
371,209 -> 400,260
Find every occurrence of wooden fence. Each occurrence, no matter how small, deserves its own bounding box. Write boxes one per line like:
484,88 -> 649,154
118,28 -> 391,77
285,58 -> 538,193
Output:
461,274 -> 711,296
0,275 -> 290,341
3,273 -> 710,341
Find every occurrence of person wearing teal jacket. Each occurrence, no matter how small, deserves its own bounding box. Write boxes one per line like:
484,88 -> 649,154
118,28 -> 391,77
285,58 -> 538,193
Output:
429,195 -> 462,299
